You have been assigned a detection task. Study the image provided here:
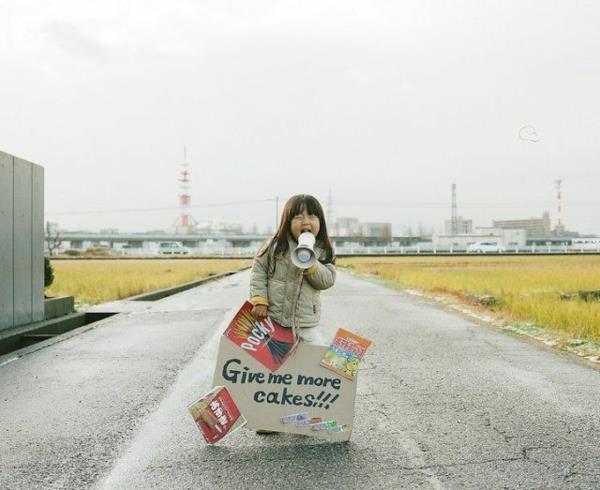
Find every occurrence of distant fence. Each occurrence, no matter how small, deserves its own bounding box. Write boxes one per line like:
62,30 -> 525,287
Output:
0,151 -> 44,332
76,245 -> 600,258
334,244 -> 600,255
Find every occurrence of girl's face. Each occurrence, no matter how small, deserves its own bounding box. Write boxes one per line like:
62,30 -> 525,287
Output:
290,209 -> 320,241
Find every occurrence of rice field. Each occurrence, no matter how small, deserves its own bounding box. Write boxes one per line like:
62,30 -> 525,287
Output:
338,255 -> 600,343
46,259 -> 251,307
47,255 -> 600,344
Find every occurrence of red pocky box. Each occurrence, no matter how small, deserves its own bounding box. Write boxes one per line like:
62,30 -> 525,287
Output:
224,301 -> 298,371
188,386 -> 246,444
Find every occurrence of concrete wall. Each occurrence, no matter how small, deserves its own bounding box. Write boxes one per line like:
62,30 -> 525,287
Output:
0,151 -> 44,332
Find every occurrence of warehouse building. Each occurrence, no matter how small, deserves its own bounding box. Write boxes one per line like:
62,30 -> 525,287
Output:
493,212 -> 551,237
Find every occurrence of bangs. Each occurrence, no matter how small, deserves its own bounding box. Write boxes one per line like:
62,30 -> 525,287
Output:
267,193 -> 334,266
288,195 -> 322,218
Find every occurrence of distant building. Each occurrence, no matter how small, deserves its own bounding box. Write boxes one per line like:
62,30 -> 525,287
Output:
332,217 -> 392,239
550,223 -> 579,238
433,234 -> 479,249
444,216 -> 472,235
493,211 -> 551,238
433,227 -> 527,249
195,220 -> 243,235
474,227 -> 527,247
360,222 -> 392,239
332,217 -> 361,237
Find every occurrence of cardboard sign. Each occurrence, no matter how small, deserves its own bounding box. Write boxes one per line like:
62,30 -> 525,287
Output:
212,336 -> 357,441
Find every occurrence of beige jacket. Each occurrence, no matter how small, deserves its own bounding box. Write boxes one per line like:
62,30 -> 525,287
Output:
249,236 -> 336,329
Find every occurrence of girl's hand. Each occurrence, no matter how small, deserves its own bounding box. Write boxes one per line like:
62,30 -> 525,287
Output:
252,305 -> 268,321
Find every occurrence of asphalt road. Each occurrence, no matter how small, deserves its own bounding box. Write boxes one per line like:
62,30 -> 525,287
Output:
1,270 -> 599,489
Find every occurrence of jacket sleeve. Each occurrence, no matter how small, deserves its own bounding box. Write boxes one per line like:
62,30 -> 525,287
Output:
249,244 -> 270,306
303,260 -> 336,290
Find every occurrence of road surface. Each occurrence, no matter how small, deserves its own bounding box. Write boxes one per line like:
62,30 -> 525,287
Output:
1,270 -> 599,489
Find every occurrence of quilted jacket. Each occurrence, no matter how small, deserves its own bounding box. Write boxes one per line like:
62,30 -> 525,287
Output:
249,236 -> 336,329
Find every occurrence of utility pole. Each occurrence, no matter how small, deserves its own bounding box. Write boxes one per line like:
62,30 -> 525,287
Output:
555,179 -> 563,233
451,182 -> 458,235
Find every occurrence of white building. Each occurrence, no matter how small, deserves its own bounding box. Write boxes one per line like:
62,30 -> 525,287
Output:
432,227 -> 527,249
474,227 -> 526,247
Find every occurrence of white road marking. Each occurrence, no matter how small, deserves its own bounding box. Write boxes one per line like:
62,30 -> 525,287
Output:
95,305 -> 238,489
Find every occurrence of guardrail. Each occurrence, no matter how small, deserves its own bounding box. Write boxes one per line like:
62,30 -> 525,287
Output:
49,246 -> 600,258
130,244 -> 599,255
334,245 -> 600,255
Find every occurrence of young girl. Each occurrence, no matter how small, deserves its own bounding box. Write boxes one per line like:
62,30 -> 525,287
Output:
249,194 -> 336,345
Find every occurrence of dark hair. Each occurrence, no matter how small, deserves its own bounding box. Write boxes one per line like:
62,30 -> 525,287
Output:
257,194 -> 335,276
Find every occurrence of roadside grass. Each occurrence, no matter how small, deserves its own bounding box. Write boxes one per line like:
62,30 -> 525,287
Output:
46,259 -> 251,307
338,256 -> 600,344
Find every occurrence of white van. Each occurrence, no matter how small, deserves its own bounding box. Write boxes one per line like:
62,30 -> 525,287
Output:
467,241 -> 506,253
158,242 -> 189,255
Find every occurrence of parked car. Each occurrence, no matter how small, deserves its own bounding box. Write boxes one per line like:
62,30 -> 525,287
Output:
467,241 -> 506,253
158,242 -> 189,255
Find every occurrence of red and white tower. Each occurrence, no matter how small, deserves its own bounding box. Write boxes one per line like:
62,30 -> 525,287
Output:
173,147 -> 197,234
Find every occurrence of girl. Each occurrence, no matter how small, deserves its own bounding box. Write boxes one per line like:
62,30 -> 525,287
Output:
249,194 -> 336,345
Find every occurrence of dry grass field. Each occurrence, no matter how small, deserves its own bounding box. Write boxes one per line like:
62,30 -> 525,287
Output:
338,255 -> 600,343
46,259 -> 251,306
47,255 -> 600,344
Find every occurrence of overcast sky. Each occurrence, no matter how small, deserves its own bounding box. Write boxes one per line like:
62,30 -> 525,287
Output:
1,0 -> 599,235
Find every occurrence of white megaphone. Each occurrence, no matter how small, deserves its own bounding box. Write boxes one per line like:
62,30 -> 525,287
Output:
291,232 -> 317,269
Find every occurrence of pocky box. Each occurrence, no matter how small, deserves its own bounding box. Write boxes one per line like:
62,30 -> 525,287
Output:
188,386 -> 246,444
224,301 -> 299,371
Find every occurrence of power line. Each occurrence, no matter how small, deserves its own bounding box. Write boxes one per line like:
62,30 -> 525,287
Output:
45,197 -> 600,216
46,198 -> 274,216
336,200 -> 600,209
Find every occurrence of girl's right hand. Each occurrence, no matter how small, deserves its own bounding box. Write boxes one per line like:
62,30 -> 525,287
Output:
252,305 -> 268,321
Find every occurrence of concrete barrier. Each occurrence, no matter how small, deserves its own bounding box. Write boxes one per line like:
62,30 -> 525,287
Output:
0,151 -> 44,332
44,296 -> 75,320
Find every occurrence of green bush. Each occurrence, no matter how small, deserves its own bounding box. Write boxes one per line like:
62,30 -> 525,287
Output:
44,257 -> 54,288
